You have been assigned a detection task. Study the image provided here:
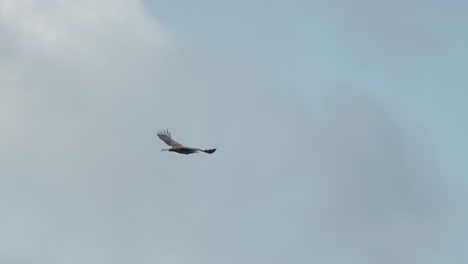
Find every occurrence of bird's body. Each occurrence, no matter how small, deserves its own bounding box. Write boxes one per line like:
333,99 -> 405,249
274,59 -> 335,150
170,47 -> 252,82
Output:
157,130 -> 216,155
163,147 -> 216,154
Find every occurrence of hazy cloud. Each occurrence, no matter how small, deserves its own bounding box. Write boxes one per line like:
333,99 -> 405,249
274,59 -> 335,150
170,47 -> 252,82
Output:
0,1 -> 465,264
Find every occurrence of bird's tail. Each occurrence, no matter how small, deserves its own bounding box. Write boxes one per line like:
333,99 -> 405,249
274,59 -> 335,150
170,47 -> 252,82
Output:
202,148 -> 216,154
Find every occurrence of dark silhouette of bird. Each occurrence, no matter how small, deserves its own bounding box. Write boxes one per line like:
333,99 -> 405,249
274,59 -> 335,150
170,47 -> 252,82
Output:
157,129 -> 216,155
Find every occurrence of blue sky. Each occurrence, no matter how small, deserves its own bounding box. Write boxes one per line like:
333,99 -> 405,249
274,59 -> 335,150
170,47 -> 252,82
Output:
149,0 -> 468,186
1,0 -> 467,263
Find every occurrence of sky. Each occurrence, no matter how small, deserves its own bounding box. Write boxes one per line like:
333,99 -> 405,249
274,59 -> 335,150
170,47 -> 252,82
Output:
0,0 -> 467,263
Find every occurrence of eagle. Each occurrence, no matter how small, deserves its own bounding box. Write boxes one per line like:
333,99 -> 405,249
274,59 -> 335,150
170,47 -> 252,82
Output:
157,130 -> 216,155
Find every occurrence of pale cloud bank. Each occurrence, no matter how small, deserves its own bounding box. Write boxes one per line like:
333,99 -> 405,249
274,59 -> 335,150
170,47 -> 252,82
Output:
0,1 -> 466,264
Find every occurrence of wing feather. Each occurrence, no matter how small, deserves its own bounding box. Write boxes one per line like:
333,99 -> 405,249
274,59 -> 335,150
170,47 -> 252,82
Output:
157,129 -> 183,147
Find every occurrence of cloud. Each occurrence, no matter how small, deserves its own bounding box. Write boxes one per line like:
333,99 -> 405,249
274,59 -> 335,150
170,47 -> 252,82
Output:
0,0 -> 169,263
0,0 -> 168,138
0,1 -> 465,264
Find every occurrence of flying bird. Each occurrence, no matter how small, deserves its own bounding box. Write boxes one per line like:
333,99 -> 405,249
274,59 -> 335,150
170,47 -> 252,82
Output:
157,129 -> 216,155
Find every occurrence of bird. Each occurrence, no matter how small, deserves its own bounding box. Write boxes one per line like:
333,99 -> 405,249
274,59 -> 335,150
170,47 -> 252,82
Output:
157,129 -> 216,155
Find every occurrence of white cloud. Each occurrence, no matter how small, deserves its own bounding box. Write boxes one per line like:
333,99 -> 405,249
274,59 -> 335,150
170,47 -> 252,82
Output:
0,0 -> 163,50
0,1 -> 170,263
0,1 -> 464,264
0,0 -> 168,141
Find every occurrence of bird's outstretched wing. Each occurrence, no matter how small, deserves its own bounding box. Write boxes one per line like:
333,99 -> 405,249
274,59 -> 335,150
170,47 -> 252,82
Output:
192,148 -> 217,154
203,148 -> 216,154
157,130 -> 184,147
